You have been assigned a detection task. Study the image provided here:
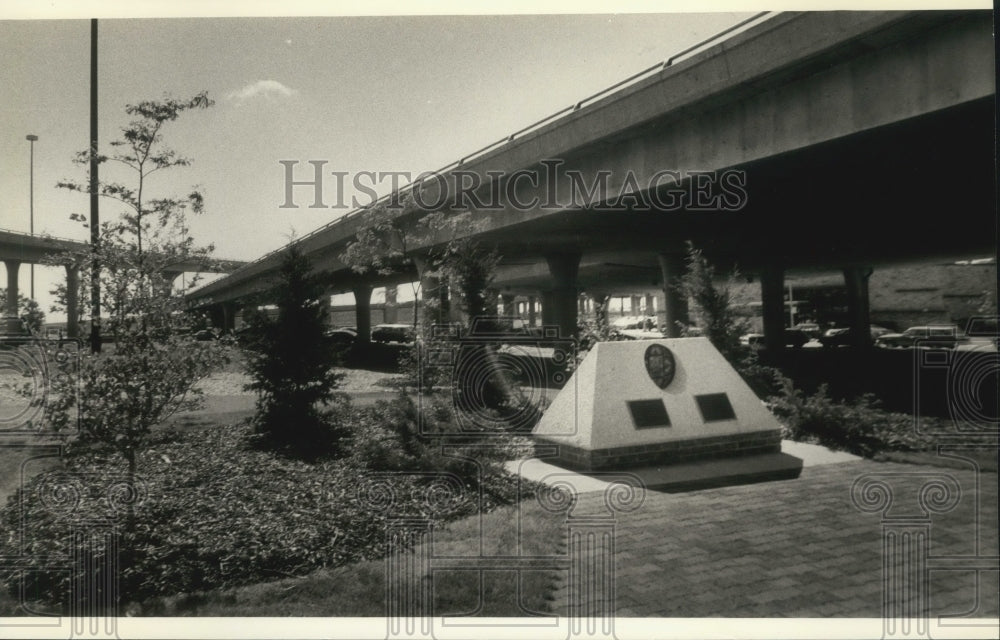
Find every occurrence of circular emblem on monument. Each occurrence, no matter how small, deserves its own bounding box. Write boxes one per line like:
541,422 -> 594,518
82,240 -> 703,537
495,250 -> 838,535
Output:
644,343 -> 676,389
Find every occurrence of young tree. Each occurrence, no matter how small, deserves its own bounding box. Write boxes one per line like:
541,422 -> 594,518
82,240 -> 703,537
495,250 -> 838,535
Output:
242,246 -> 348,460
418,211 -> 501,321
48,92 -> 228,512
674,242 -> 781,398
675,242 -> 749,362
341,192 -> 423,329
47,264 -> 87,330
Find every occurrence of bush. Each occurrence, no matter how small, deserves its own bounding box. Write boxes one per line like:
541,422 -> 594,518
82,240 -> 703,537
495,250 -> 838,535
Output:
768,374 -> 938,457
241,247 -> 348,460
676,242 -> 749,361
348,393 -> 536,510
0,421 -> 536,612
734,353 -> 783,400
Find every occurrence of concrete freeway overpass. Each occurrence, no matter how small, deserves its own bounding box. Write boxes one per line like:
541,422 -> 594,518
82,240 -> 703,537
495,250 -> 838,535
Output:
0,228 -> 246,336
187,11 -> 995,351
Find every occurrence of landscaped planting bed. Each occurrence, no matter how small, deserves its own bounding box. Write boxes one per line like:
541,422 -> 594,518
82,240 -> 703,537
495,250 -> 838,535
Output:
0,416 -> 536,614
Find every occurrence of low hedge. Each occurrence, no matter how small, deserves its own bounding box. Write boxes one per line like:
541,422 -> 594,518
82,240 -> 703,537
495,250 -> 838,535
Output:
768,375 -> 944,457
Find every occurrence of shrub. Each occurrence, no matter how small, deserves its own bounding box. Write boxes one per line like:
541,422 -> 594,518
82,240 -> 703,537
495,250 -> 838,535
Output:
348,392 -> 536,510
768,374 -> 938,457
241,247 -> 348,460
675,242 -> 749,362
734,353 -> 783,400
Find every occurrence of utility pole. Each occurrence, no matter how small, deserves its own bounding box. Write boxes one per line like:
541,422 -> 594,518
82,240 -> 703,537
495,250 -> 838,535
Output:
89,18 -> 101,353
26,134 -> 38,299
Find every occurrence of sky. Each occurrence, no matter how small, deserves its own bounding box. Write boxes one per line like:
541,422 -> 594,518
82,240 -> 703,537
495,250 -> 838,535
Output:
0,2 -> 988,320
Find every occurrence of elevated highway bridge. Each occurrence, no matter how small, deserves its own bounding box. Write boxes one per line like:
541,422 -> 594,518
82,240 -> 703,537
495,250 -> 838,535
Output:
0,228 -> 246,336
186,11 -> 995,350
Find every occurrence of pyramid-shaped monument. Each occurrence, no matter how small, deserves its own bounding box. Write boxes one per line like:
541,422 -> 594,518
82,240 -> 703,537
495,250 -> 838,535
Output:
533,338 -> 784,471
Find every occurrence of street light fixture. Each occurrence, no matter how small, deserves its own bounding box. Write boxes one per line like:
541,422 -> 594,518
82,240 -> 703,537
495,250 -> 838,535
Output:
26,134 -> 38,300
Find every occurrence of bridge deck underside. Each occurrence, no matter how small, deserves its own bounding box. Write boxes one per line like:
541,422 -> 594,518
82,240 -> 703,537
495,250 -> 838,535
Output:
449,96 -> 996,293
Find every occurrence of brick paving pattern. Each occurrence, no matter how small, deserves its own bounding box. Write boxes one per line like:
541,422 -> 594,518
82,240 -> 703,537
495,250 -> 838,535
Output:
548,459 -> 998,617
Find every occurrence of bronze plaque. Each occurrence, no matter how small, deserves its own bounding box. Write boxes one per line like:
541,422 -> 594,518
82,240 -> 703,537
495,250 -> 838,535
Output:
695,393 -> 736,422
644,343 -> 676,389
627,399 -> 671,429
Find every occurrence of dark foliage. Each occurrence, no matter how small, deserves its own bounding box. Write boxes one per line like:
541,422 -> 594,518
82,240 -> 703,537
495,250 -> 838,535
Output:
241,247 -> 347,460
768,374 -> 941,457
0,421 -> 536,613
675,242 -> 748,362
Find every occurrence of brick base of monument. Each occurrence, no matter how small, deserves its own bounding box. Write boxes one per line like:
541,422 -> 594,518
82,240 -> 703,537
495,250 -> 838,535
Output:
534,429 -> 784,472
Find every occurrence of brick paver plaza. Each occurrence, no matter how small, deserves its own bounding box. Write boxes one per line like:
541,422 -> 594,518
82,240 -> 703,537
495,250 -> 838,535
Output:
545,456 -> 998,619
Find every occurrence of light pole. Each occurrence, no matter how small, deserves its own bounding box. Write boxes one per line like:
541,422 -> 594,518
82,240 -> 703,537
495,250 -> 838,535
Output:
26,134 -> 38,299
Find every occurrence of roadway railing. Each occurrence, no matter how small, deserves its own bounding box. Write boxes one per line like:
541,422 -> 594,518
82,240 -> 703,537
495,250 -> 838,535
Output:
188,11 -> 774,296
0,227 -> 88,246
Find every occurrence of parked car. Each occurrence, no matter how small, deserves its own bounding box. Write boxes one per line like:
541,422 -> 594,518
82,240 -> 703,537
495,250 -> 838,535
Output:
818,325 -> 891,348
740,329 -> 809,349
870,325 -> 892,340
791,322 -> 821,340
371,323 -> 415,344
875,325 -> 968,349
325,326 -> 358,347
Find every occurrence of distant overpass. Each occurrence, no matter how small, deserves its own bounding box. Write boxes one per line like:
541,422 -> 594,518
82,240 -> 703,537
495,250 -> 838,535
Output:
187,11 -> 995,351
0,227 -> 246,336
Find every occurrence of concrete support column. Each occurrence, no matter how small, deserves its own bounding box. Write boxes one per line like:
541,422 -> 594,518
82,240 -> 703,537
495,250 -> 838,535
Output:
383,285 -> 398,324
65,265 -> 80,339
447,285 -> 464,323
501,294 -> 516,317
657,253 -> 689,338
221,301 -> 237,334
4,259 -> 21,317
2,259 -> 24,334
655,292 -> 667,332
161,270 -> 182,297
527,296 -> 537,327
208,305 -> 223,331
644,293 -> 655,316
414,257 -> 447,327
843,266 -> 873,349
353,283 -> 374,345
544,252 -> 581,339
630,295 -> 640,316
540,292 -> 559,329
760,264 -> 786,353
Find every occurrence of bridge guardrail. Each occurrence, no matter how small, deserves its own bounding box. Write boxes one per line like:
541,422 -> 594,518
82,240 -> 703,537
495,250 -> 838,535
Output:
0,227 -> 88,246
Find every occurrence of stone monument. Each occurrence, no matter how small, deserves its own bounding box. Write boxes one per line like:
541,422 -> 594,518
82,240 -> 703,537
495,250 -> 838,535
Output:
532,338 -> 801,487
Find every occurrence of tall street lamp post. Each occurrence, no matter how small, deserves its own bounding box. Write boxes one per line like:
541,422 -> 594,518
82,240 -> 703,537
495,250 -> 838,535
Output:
26,134 -> 38,299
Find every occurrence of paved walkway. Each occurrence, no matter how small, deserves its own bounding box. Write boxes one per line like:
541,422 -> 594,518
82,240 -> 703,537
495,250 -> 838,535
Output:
530,447 -> 998,618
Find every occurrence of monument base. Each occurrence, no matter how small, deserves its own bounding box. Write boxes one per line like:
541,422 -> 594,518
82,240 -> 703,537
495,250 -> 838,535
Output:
515,449 -> 803,493
534,428 -> 783,472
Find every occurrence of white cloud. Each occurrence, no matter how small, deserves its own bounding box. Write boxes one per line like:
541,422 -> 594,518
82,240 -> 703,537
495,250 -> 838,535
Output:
227,80 -> 298,102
